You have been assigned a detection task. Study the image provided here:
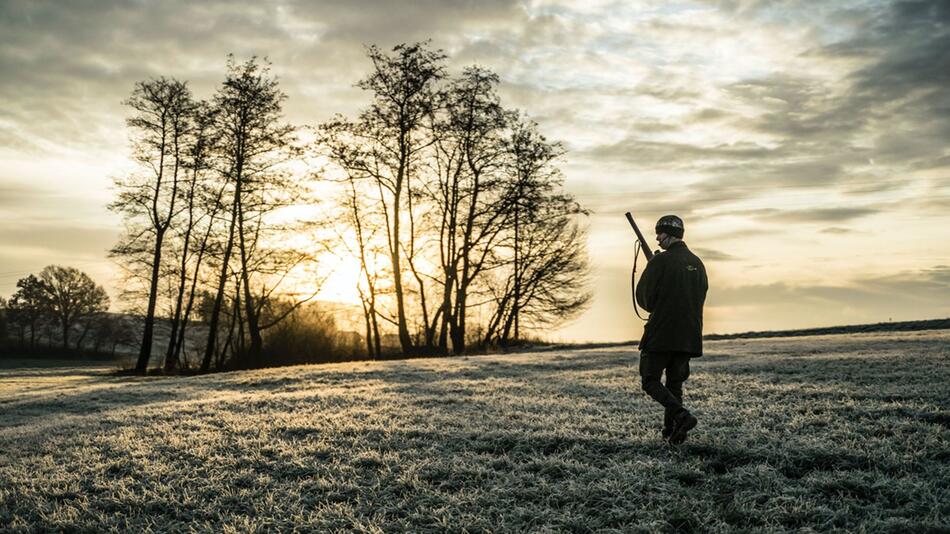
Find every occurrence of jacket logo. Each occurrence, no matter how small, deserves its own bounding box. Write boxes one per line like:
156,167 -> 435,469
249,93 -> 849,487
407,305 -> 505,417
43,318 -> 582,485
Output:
686,265 -> 698,271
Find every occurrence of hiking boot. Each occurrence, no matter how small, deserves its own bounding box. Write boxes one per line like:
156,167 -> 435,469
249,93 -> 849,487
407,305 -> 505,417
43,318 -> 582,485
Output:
661,426 -> 674,441
669,410 -> 697,445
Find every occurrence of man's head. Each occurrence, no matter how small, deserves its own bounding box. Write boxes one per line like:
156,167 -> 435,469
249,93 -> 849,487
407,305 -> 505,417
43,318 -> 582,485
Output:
655,214 -> 684,250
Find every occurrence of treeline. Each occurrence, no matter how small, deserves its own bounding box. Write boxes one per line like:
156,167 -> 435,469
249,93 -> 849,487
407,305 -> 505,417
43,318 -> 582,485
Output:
0,266 -> 133,358
111,41 -> 591,374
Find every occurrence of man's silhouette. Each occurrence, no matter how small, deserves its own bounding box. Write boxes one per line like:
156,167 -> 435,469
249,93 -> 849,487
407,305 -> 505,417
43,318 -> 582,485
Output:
635,215 -> 708,444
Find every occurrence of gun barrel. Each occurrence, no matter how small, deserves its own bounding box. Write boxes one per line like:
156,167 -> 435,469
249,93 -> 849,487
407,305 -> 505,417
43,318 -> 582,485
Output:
625,212 -> 654,261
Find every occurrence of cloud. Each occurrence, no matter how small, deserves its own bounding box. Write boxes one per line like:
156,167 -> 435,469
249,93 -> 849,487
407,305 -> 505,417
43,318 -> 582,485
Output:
748,1 -> 950,170
583,139 -> 778,168
0,182 -> 48,209
634,81 -> 702,102
0,0 -> 528,153
840,1 -> 950,100
691,247 -> 738,261
0,219 -> 119,299
716,207 -> 881,223
710,265 -> 950,313
0,223 -> 116,257
709,265 -> 950,331
820,226 -> 857,235
290,0 -> 523,41
2,1 -> 272,151
570,0 -> 949,217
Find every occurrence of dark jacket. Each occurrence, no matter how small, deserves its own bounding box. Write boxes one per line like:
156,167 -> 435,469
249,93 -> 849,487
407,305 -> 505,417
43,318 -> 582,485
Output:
636,241 -> 708,356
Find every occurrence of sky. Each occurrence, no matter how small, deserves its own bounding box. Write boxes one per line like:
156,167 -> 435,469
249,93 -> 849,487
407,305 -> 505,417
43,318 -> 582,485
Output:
1,0 -> 948,342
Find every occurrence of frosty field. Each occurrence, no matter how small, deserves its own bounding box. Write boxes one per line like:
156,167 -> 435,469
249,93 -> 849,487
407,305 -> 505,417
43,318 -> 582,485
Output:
1,331 -> 949,533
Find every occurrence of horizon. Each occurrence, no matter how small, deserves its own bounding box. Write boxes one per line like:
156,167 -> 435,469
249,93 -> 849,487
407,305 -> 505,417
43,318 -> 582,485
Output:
2,0 -> 949,343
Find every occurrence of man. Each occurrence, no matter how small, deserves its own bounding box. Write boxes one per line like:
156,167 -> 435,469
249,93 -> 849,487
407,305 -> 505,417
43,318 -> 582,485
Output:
635,215 -> 708,444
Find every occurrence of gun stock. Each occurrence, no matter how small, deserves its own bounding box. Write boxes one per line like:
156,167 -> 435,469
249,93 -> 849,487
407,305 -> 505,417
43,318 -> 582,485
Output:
625,212 -> 654,261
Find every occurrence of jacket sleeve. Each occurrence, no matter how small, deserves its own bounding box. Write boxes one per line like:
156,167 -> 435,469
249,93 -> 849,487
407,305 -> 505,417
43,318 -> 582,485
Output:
635,256 -> 662,312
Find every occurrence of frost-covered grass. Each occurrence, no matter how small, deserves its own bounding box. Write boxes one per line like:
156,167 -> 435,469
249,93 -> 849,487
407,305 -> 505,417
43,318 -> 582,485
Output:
1,331 -> 948,532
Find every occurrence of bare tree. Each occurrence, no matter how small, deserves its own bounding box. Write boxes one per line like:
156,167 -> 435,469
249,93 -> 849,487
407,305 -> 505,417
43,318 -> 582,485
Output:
38,265 -> 110,350
7,274 -> 50,349
322,47 -> 589,355
320,42 -> 447,355
163,101 -> 220,372
427,66 -> 513,353
200,56 -> 305,371
483,118 -> 591,345
499,198 -> 591,343
111,77 -> 194,373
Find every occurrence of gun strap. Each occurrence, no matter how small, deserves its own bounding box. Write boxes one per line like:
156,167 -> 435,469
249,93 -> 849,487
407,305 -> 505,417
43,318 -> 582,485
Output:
631,241 -> 649,321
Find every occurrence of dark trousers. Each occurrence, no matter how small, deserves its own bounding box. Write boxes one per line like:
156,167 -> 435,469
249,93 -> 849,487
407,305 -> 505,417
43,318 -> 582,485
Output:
639,351 -> 691,430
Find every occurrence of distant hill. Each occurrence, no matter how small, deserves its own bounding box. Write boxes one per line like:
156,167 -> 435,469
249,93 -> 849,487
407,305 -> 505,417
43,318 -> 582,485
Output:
527,318 -> 950,353
704,318 -> 950,341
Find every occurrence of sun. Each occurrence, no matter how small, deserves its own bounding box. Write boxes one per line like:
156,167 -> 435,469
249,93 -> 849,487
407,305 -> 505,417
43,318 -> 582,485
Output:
316,254 -> 364,305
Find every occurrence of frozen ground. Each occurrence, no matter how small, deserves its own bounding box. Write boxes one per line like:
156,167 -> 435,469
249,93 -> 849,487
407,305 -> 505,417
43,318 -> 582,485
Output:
1,330 -> 948,532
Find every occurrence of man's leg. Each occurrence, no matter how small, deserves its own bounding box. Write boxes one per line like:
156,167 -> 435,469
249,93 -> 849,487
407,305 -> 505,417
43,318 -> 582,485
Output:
640,351 -> 684,417
664,360 -> 686,431
663,399 -> 680,439
665,355 -> 688,409
666,354 -> 696,444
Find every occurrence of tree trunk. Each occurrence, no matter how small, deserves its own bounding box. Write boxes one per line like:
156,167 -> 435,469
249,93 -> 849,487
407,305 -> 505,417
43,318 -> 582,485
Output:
172,263 -> 201,369
483,287 -> 513,346
173,184 -> 221,368
219,292 -> 240,370
200,182 -> 240,373
513,206 -> 521,343
372,307 -> 382,357
164,218 -> 194,371
237,203 -> 263,362
164,302 -> 183,371
391,178 -> 413,353
361,298 -> 374,358
76,321 -> 91,351
135,230 -> 165,372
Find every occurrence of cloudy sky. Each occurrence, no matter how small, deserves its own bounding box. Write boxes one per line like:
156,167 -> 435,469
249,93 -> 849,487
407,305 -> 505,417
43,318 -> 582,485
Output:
1,0 -> 948,342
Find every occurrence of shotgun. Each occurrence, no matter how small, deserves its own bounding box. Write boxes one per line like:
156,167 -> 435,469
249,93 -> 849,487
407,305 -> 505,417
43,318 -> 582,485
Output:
625,212 -> 655,261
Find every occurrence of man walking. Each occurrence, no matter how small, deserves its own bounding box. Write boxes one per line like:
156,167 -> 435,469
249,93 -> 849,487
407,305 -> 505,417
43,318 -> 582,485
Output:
635,215 -> 708,444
